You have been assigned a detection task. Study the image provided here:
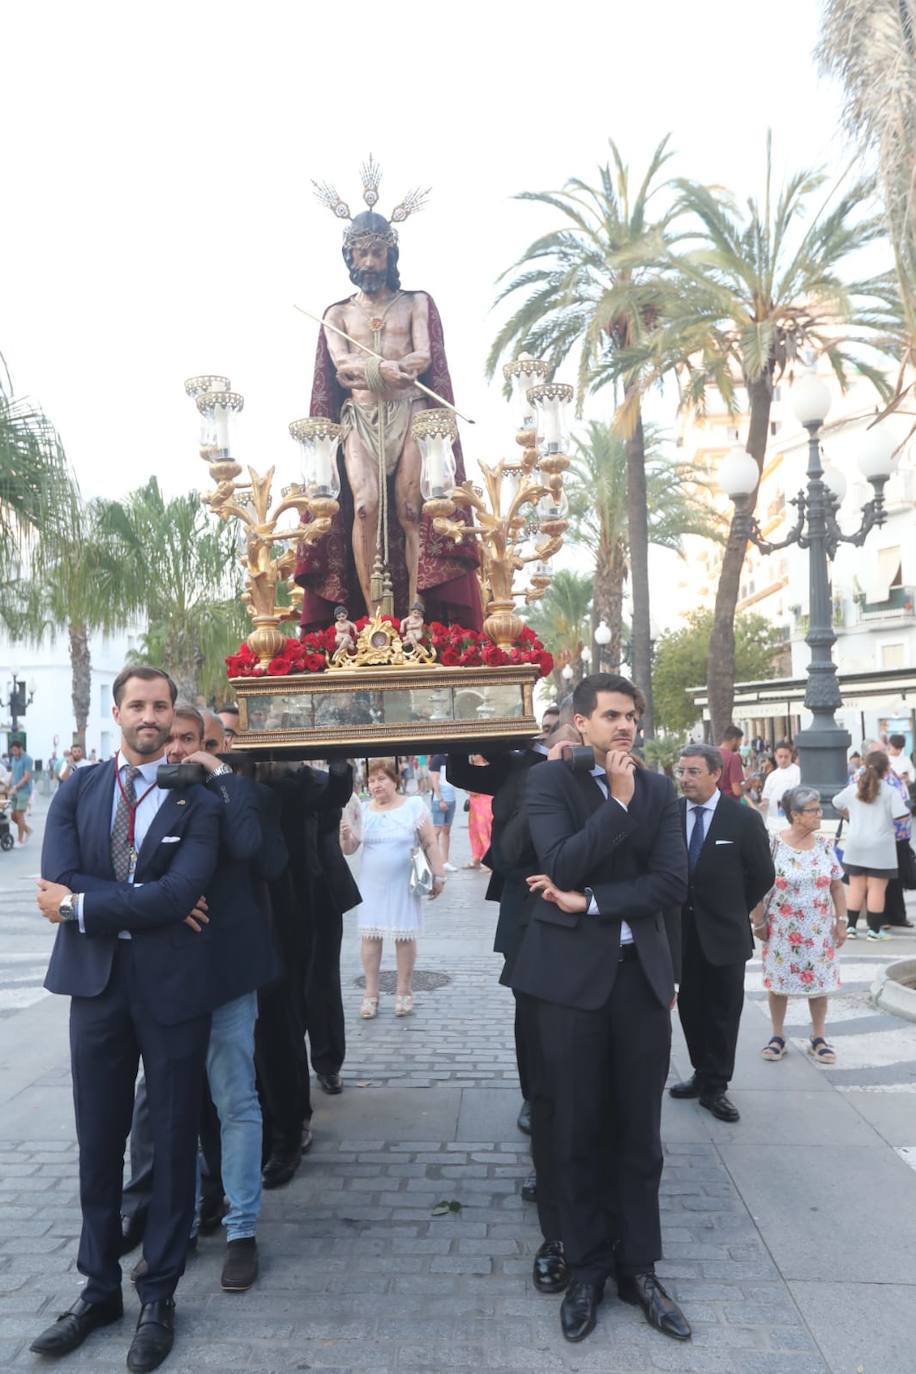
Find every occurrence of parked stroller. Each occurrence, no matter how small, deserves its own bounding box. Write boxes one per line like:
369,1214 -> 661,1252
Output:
0,798 -> 13,852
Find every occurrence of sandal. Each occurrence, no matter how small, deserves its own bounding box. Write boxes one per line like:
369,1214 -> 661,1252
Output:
761,1035 -> 787,1061
394,993 -> 414,1017
807,1036 -> 836,1065
360,996 -> 379,1019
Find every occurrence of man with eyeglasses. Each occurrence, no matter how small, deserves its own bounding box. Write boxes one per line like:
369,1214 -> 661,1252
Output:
669,743 -> 775,1123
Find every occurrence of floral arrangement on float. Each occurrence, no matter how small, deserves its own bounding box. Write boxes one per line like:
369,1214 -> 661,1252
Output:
225,619 -> 554,680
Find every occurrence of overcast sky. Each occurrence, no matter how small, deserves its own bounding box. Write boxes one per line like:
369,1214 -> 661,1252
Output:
3,0 -> 847,512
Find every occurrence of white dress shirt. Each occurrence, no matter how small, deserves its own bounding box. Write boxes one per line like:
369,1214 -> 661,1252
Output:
588,766 -> 633,945
76,754 -> 168,936
686,784 -> 721,849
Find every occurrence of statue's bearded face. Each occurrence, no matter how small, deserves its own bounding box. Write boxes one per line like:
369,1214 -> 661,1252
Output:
350,237 -> 389,293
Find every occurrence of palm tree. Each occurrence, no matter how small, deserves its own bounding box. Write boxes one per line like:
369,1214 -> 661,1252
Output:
818,1 -> 916,423
99,478 -> 248,701
526,568 -> 593,693
0,357 -> 71,615
614,136 -> 896,739
487,137 -> 677,736
565,420 -> 723,670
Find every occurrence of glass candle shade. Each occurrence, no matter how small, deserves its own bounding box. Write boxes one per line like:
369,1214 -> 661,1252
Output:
185,375 -> 231,456
503,354 -> 550,435
197,390 -> 244,460
412,409 -> 459,500
527,383 -> 573,458
288,418 -> 343,499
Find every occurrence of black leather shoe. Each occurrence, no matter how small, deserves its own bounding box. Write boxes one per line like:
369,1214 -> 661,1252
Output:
119,1211 -> 146,1255
521,1171 -> 537,1203
221,1237 -> 258,1292
261,1146 -> 302,1189
668,1074 -> 702,1099
316,1071 -> 343,1094
618,1271 -> 691,1341
30,1295 -> 123,1355
516,1100 -> 532,1135
126,1299 -> 175,1372
533,1239 -> 569,1294
301,1124 -> 314,1152
560,1279 -> 603,1341
699,1092 -> 740,1123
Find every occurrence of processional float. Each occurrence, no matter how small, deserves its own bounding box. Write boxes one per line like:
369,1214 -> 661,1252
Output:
185,161 -> 573,759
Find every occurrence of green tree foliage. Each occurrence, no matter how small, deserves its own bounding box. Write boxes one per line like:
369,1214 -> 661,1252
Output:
613,135 -> 895,738
487,137 -> 677,736
652,609 -> 782,734
525,569 -> 593,692
565,420 -> 723,671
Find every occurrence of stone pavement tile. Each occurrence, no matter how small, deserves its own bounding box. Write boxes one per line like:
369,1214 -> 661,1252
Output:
669,1088 -> 876,1147
788,1280 -> 916,1374
456,1086 -> 529,1140
840,1086 -> 916,1146
719,1141 -> 916,1284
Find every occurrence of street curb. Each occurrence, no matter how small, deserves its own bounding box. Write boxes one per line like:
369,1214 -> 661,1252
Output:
871,958 -> 916,1024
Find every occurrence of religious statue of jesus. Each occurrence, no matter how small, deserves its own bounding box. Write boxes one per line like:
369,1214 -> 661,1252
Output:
295,161 -> 481,630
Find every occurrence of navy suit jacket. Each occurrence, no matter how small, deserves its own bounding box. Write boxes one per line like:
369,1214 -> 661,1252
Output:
509,761 -> 687,1011
679,794 -> 775,966
42,759 -> 220,1025
204,773 -> 285,1009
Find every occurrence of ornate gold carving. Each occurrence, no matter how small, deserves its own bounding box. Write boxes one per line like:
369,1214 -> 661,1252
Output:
327,609 -> 437,671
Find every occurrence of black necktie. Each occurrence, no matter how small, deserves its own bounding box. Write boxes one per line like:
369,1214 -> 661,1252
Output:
111,765 -> 143,881
688,806 -> 707,872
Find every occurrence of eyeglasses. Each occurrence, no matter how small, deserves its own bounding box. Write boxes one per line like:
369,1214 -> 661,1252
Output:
800,806 -> 823,815
674,767 -> 708,778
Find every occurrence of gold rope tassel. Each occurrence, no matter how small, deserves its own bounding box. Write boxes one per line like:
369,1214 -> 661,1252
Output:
365,350 -> 394,616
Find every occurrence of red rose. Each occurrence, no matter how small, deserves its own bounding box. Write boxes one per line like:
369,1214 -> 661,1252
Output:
439,648 -> 460,666
268,657 -> 292,675
787,931 -> 803,945
775,877 -> 789,890
304,653 -> 326,672
800,969 -> 815,985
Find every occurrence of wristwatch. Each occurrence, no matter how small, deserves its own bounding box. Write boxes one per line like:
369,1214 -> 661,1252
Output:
206,763 -> 233,781
58,895 -> 77,922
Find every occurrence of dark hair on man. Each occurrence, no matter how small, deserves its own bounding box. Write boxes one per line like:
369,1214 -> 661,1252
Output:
857,749 -> 889,803
112,664 -> 178,707
720,725 -> 744,744
889,733 -> 906,751
173,703 -> 205,735
679,742 -> 724,773
774,739 -> 793,754
342,212 -> 401,290
572,672 -> 645,719
218,703 -> 240,719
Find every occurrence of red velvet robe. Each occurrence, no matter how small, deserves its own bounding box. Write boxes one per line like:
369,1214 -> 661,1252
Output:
294,293 -> 482,630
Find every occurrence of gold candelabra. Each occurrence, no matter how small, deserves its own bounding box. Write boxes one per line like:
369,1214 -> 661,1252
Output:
185,378 -> 341,665
414,360 -> 572,649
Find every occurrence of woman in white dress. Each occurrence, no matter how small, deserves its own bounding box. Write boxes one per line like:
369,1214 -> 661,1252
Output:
341,759 -> 446,1019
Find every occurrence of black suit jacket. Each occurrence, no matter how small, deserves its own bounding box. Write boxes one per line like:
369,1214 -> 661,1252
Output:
42,759 -> 220,1025
270,763 -> 360,956
447,750 -> 544,917
680,794 -> 775,966
204,773 -> 285,1009
510,762 -> 688,1010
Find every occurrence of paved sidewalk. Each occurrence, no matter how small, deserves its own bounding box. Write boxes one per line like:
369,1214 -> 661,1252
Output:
1,815 -> 915,1372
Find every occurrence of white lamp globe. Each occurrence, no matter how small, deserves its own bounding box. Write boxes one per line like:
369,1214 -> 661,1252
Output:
791,373 -> 831,427
595,619 -> 612,646
561,663 -> 574,681
858,426 -> 896,483
821,463 -> 847,504
718,444 -> 759,499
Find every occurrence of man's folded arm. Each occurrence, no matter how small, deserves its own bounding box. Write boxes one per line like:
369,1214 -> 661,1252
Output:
446,754 -> 510,796
80,806 -> 220,936
526,764 -> 635,892
591,786 -> 688,920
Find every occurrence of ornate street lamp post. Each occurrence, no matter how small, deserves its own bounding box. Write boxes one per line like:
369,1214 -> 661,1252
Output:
594,619 -> 612,671
719,373 -> 896,810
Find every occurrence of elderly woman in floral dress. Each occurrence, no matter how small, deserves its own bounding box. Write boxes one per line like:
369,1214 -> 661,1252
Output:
752,784 -> 848,1065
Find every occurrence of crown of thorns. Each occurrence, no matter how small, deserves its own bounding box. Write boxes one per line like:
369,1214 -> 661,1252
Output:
311,155 -> 431,247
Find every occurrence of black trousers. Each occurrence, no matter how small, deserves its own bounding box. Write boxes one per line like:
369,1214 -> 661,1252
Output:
256,971 -> 311,1153
677,909 -> 746,1095
303,903 -> 345,1076
532,954 -> 671,1282
70,943 -> 209,1305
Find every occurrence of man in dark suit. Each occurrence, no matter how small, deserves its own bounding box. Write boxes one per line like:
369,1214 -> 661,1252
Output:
510,672 -> 690,1346
669,742 -> 775,1123
256,759 -> 358,1185
122,707 -> 287,1295
32,666 -> 220,1372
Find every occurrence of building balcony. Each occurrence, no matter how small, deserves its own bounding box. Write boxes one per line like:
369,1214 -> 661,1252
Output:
854,585 -> 915,624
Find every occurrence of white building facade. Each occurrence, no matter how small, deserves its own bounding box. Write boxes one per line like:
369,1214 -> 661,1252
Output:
0,627 -> 143,773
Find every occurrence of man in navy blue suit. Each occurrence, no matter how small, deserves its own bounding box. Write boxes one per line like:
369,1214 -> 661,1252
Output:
31,666 -> 220,1373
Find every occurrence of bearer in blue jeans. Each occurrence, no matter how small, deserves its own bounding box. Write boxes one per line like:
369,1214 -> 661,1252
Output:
123,706 -> 286,1292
